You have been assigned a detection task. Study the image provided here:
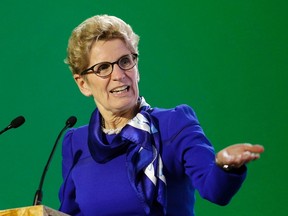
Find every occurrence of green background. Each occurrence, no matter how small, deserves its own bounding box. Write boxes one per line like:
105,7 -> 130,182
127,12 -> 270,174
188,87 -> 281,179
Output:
0,0 -> 287,215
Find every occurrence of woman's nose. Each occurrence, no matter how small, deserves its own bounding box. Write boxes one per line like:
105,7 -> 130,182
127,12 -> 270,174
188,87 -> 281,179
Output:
111,64 -> 126,80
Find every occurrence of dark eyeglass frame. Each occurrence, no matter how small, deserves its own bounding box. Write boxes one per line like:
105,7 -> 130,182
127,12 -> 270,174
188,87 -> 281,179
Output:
80,53 -> 138,77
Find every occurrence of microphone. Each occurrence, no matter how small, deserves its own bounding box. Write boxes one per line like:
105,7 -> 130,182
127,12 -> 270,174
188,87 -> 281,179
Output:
0,116 -> 25,135
33,116 -> 77,205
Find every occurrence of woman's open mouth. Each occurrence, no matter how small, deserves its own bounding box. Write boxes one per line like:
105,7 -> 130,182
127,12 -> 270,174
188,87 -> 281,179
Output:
110,85 -> 130,94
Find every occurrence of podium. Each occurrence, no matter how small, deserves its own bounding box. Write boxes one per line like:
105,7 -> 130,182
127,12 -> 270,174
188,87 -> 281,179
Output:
0,205 -> 70,216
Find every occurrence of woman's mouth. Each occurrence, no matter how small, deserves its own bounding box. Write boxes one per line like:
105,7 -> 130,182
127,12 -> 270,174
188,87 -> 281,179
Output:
110,86 -> 130,94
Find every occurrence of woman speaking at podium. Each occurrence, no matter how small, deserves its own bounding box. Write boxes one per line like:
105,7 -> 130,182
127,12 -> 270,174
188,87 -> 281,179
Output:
58,14 -> 264,216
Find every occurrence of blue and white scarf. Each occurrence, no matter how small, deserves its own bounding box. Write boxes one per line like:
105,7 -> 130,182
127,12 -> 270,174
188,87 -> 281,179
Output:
88,97 -> 167,214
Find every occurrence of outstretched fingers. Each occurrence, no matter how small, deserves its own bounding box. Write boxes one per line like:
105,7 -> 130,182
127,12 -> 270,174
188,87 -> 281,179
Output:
216,143 -> 265,169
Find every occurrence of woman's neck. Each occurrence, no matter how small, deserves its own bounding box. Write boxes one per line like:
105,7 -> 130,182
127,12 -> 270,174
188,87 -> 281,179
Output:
101,104 -> 140,130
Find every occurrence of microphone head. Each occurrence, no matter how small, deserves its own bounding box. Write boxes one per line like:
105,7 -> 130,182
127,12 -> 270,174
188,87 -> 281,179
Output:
66,116 -> 77,128
10,116 -> 25,128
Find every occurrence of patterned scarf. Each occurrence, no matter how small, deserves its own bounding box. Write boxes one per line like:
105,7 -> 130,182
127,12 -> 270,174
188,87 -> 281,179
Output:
88,97 -> 167,214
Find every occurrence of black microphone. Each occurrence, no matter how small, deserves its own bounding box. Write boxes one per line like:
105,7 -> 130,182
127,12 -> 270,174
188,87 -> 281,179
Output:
0,116 -> 25,135
33,116 -> 77,205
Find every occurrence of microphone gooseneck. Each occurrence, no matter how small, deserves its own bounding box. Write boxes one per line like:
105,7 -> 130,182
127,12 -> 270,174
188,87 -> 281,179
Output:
0,116 -> 25,135
33,116 -> 77,205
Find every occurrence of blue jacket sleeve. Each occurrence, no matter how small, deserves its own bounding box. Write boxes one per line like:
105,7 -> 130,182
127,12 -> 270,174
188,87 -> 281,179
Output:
165,105 -> 247,205
58,129 -> 82,215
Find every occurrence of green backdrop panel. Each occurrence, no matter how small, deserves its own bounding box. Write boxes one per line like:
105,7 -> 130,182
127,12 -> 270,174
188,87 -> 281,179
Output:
0,0 -> 287,215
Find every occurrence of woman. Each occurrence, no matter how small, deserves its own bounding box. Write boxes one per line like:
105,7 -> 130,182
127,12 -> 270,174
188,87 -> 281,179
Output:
59,15 -> 264,216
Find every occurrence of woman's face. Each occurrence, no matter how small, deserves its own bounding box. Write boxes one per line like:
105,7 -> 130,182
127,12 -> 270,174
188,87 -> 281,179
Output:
74,39 -> 139,116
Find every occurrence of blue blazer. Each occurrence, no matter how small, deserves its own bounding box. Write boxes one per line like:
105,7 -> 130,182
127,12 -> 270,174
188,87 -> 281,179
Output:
59,105 -> 246,216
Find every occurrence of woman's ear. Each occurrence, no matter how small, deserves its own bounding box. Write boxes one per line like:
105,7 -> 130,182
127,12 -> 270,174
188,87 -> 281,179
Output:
73,74 -> 92,97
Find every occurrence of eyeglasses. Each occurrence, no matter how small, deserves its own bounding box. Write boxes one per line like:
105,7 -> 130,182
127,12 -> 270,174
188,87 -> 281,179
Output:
80,53 -> 138,77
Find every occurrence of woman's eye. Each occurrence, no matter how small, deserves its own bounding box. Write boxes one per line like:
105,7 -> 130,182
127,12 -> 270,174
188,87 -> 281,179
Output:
120,57 -> 132,67
96,63 -> 111,73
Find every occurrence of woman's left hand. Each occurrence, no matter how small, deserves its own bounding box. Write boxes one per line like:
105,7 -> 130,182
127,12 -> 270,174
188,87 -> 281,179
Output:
216,143 -> 265,169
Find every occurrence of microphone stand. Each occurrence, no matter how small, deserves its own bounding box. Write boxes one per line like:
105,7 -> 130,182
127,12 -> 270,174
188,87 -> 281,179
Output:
33,117 -> 76,205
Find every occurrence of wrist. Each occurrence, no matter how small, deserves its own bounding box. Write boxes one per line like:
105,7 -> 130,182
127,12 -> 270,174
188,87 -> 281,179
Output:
215,159 -> 246,173
215,157 -> 238,172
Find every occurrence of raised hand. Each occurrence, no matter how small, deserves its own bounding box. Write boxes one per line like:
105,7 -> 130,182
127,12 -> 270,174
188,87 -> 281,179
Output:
216,143 -> 264,169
